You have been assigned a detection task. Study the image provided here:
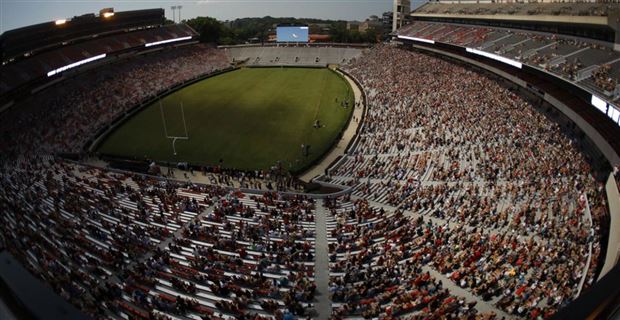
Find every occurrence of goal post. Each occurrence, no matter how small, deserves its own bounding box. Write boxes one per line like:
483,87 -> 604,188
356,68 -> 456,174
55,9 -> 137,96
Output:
159,99 -> 189,156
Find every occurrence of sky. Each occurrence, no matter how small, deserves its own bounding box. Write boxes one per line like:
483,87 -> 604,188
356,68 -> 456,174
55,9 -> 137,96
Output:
0,0 -> 425,33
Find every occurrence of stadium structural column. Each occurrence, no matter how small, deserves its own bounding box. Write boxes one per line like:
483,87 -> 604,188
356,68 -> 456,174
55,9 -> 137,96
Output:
392,0 -> 398,32
313,202 -> 331,319
610,7 -> 620,51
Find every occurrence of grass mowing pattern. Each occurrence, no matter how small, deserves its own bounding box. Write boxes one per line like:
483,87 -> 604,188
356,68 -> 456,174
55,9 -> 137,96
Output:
98,67 -> 354,172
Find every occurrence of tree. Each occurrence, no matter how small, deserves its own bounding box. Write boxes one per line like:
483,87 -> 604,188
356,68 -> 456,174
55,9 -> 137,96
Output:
185,17 -> 224,44
185,16 -> 376,45
365,28 -> 380,43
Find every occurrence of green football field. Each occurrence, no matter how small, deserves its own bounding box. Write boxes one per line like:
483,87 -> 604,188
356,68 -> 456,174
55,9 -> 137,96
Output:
97,67 -> 354,172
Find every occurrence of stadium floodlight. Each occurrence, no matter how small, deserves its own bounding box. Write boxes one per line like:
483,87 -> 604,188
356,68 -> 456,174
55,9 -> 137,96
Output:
160,100 -> 189,156
102,12 -> 115,18
55,19 -> 67,25
171,6 -> 177,23
178,6 -> 183,22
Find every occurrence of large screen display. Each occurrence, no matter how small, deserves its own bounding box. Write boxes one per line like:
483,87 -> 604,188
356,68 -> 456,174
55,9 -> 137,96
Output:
277,26 -> 309,42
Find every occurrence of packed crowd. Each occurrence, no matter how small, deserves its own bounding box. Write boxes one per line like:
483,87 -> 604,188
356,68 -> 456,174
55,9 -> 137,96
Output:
0,44 -> 230,158
0,157 -> 317,319
325,196 -> 597,319
326,197 -> 496,319
0,157 -> 198,317
0,41 -> 330,318
319,44 -> 612,318
0,27 -> 616,320
121,188 -> 317,319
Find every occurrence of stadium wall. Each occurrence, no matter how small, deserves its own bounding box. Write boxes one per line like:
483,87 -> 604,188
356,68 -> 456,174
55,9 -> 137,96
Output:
319,67 -> 369,181
0,251 -> 89,320
602,174 -> 620,279
337,68 -> 368,156
296,67 -> 364,184
63,157 -> 354,199
219,43 -> 370,49
551,261 -> 620,320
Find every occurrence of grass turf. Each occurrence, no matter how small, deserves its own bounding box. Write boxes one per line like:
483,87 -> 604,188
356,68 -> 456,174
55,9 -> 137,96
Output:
97,67 -> 354,173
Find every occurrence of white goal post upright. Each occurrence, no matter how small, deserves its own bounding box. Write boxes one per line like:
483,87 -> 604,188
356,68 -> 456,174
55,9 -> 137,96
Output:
159,100 -> 189,156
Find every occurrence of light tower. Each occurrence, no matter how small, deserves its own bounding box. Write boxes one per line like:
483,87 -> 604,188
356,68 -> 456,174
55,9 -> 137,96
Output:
171,6 -> 177,23
178,5 -> 183,22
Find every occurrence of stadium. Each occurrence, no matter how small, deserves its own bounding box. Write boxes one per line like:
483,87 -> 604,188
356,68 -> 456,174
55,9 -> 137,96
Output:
0,1 -> 619,320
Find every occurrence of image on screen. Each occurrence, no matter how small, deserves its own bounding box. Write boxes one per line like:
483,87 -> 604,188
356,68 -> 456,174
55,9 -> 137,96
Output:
277,26 -> 309,42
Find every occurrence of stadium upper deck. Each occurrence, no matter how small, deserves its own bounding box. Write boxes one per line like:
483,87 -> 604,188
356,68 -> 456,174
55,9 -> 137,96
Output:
396,21 -> 620,103
0,24 -> 196,97
397,1 -> 620,127
0,9 -> 198,106
415,2 -> 615,18
411,2 -> 620,43
0,9 -> 166,63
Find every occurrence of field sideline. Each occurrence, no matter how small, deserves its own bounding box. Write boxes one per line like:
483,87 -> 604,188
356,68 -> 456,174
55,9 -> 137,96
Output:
97,67 -> 354,172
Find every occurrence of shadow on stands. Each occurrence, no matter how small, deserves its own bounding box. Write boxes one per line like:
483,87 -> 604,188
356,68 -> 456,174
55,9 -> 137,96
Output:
0,250 -> 90,320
